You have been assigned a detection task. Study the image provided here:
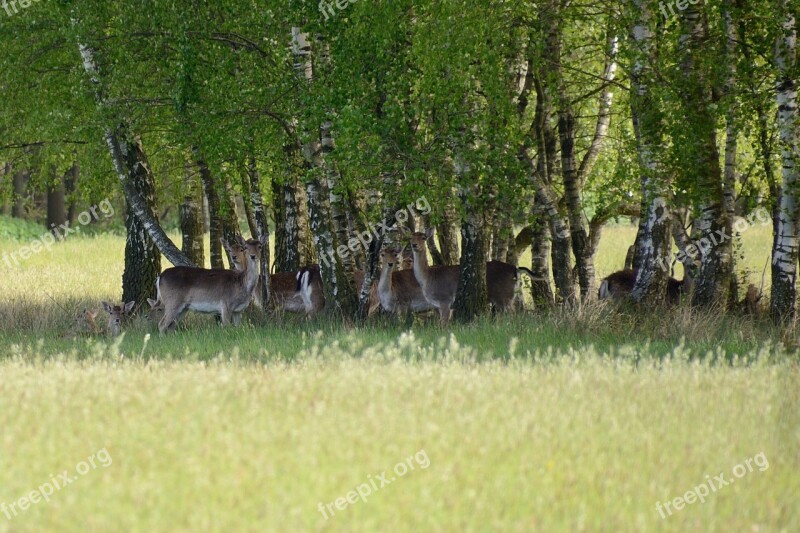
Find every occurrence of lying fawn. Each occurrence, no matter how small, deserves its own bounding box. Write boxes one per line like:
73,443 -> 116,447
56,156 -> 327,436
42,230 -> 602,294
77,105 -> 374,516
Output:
101,301 -> 135,337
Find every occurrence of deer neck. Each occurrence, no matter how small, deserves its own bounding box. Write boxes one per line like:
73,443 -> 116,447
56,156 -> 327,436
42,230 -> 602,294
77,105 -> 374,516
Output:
378,263 -> 393,295
241,257 -> 260,294
412,247 -> 431,288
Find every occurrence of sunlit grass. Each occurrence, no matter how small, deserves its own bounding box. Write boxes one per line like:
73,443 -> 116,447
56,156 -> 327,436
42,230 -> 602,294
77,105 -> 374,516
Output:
0,339 -> 797,532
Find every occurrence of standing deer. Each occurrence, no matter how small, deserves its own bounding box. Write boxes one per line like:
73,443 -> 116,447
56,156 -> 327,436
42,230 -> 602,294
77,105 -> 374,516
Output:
253,269 -> 325,317
229,244 -> 325,317
155,236 -> 263,334
598,268 -> 693,304
293,265 -> 381,317
407,229 -> 534,324
377,246 -> 433,314
146,298 -> 164,325
101,301 -> 135,337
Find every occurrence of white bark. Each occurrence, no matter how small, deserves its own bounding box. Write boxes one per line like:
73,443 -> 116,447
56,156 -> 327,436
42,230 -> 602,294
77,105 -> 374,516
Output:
771,4 -> 799,319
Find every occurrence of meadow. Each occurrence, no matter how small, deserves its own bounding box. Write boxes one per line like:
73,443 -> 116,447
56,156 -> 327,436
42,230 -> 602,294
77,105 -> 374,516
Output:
0,221 -> 797,532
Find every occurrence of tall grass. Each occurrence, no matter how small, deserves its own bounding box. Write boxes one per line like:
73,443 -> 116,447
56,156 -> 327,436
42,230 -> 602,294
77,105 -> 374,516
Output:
0,337 -> 797,532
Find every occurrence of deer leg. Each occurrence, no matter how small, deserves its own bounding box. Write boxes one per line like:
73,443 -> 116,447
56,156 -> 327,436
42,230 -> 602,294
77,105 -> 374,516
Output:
220,306 -> 232,326
438,304 -> 451,326
159,304 -> 184,335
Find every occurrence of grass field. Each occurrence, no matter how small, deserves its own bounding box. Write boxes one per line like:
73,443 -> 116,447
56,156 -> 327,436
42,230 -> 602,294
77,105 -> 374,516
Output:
0,222 -> 797,532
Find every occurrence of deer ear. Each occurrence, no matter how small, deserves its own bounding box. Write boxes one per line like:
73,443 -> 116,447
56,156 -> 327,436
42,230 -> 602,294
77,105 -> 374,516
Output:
220,238 -> 231,251
87,310 -> 99,320
235,234 -> 247,247
124,301 -> 136,313
425,227 -> 434,240
101,301 -> 113,314
147,298 -> 157,308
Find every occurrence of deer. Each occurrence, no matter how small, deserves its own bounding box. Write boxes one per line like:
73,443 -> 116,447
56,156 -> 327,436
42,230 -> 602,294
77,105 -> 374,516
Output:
155,235 -> 263,334
406,229 -> 534,325
63,308 -> 101,338
146,297 -> 164,325
220,239 -> 335,317
101,301 -> 135,337
377,246 -> 434,314
294,265 -> 381,317
598,268 -> 693,304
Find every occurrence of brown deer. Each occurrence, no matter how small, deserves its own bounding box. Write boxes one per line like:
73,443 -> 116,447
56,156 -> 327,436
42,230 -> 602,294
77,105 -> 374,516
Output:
407,230 -> 533,324
294,265 -> 380,317
377,246 -> 434,314
229,252 -> 321,317
156,236 -> 263,334
598,269 -> 692,304
146,298 -> 164,325
63,308 -> 101,338
101,301 -> 135,337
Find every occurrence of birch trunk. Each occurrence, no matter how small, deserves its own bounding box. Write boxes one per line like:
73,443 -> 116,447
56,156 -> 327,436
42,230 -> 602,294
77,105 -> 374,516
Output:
722,0 -> 740,304
678,4 -> 732,307
247,155 -> 272,310
292,27 -> 357,316
529,76 -> 574,303
180,162 -> 204,266
453,190 -> 490,321
196,156 -> 237,269
770,3 -> 799,321
121,135 -> 162,307
77,40 -> 191,268
629,0 -> 672,303
437,199 -> 460,265
273,177 -> 302,272
530,203 -> 554,307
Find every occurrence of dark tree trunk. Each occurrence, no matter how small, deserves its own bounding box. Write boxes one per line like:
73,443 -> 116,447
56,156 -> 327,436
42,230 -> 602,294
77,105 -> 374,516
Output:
0,163 -> 10,216
12,169 -> 28,218
307,176 -> 358,317
437,200 -> 460,265
453,194 -> 490,321
680,5 -> 732,307
199,160 -> 224,269
559,107 -> 595,301
64,162 -> 79,225
121,138 -> 162,308
46,166 -> 67,231
197,156 -> 239,269
180,196 -> 204,268
492,216 -> 513,262
273,177 -> 302,272
247,155 -> 271,312
528,51 -> 574,304
422,214 -> 447,266
531,205 -> 554,307
296,179 -> 317,266
237,171 -> 258,240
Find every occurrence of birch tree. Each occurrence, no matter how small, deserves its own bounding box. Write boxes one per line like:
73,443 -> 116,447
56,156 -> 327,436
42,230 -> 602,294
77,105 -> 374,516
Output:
771,1 -> 799,321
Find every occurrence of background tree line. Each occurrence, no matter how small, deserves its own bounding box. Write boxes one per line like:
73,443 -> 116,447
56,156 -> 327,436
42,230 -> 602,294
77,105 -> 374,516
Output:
0,0 -> 797,322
